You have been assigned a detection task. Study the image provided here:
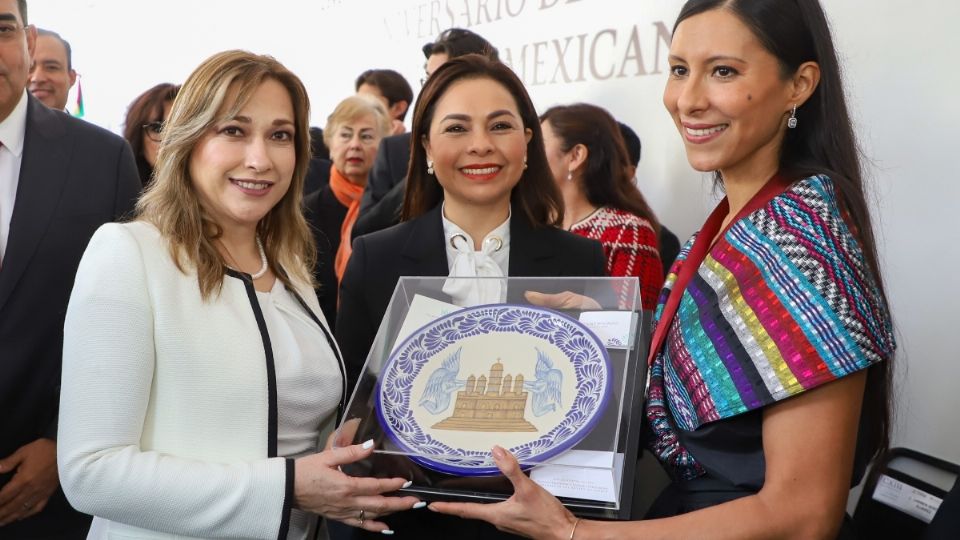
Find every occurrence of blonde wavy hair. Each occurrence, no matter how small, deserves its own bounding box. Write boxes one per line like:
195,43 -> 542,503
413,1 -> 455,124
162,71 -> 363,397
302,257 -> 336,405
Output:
136,50 -> 315,299
321,93 -> 391,149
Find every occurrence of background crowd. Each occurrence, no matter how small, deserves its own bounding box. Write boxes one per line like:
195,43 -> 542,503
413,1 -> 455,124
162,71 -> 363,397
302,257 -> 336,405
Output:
2,0 -> 954,539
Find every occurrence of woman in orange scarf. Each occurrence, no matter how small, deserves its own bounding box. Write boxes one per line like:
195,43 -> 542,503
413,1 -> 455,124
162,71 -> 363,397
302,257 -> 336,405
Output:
305,95 -> 390,329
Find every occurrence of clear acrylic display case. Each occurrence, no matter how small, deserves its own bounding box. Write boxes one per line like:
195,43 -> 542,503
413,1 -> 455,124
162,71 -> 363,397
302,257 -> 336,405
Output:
334,276 -> 648,519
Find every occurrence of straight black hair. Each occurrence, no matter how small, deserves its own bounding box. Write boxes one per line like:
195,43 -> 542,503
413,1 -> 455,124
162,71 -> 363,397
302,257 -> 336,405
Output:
675,0 -> 893,463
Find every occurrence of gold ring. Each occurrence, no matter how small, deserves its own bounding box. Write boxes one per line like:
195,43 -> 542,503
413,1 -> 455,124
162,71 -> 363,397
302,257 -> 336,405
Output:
358,508 -> 365,526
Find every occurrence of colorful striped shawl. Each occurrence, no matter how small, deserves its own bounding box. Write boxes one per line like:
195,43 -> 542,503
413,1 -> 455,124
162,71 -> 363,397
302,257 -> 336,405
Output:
649,175 -> 895,434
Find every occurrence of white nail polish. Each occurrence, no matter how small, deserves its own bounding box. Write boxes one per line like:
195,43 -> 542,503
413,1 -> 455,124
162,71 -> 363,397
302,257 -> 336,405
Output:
381,530 -> 395,535
362,439 -> 374,450
401,480 -> 413,489
413,501 -> 427,509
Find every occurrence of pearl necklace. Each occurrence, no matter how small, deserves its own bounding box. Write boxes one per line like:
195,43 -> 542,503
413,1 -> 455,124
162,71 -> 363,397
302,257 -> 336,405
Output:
222,237 -> 269,279
250,237 -> 268,279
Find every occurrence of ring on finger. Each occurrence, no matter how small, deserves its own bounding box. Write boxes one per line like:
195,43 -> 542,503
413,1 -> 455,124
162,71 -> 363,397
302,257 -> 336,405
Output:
358,508 -> 365,527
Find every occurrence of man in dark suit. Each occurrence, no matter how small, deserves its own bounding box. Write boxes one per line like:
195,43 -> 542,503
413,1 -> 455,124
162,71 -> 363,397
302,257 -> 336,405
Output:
352,28 -> 499,239
0,1 -> 141,536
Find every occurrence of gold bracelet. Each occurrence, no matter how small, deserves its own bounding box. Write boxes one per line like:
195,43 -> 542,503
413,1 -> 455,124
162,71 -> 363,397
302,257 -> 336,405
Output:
568,517 -> 582,540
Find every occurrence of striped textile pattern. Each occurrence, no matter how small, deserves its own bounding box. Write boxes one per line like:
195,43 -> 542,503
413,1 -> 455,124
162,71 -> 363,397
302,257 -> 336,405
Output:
645,175 -> 895,475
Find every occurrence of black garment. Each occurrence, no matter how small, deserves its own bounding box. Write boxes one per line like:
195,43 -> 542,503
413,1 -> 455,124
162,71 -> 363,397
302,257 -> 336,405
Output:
924,479 -> 960,539
303,156 -> 333,197
304,182 -> 348,331
0,96 -> 141,538
336,203 -> 607,388
334,205 -> 605,540
644,402 -> 875,539
352,132 -> 410,239
310,126 -> 329,161
658,225 -> 681,277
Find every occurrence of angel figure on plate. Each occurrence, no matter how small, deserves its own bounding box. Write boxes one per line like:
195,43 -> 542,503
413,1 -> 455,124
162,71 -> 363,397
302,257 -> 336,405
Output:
418,347 -> 464,414
526,348 -> 563,417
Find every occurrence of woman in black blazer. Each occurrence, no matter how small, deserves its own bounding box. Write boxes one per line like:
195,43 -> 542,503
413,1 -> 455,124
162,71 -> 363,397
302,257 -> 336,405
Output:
335,55 -> 605,540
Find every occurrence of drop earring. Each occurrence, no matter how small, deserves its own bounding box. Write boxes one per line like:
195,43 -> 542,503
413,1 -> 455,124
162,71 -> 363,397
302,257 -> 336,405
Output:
523,155 -> 528,170
787,104 -> 798,129
427,159 -> 434,175
566,171 -> 573,181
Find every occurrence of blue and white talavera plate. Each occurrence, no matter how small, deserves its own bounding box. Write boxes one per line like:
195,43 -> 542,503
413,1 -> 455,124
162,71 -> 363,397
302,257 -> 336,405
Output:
376,303 -> 612,476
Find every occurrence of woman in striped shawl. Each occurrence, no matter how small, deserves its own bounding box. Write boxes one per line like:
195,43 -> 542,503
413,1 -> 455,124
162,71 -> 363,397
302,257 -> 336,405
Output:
431,1 -> 895,538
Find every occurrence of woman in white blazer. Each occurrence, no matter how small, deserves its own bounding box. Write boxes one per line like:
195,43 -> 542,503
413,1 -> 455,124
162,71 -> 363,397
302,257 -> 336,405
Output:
58,51 -> 422,540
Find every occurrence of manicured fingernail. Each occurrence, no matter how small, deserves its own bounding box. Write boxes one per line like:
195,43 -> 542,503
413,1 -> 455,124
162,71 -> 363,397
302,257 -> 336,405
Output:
381,530 -> 395,535
402,480 -> 413,489
362,439 -> 374,450
413,501 -> 427,509
491,446 -> 505,460
428,503 -> 438,512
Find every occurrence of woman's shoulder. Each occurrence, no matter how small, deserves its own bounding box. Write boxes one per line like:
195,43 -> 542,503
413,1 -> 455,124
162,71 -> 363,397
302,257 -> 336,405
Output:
600,206 -> 656,228
534,224 -> 605,264
355,212 -> 430,252
86,220 -> 162,257
596,207 -> 658,238
770,174 -> 839,213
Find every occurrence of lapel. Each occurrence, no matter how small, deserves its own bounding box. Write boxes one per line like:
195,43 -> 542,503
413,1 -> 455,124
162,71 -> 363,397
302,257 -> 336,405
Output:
399,204 -> 449,276
0,97 -> 71,313
508,213 -> 554,276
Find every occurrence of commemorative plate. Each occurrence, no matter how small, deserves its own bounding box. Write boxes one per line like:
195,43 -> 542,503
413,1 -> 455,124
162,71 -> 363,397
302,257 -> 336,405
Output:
375,303 -> 612,476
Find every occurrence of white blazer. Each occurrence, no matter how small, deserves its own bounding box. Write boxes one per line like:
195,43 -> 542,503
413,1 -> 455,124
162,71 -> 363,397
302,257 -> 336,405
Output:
58,221 -> 345,540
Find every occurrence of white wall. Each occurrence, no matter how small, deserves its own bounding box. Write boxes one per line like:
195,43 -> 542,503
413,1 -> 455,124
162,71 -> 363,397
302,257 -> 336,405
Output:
32,0 -> 959,466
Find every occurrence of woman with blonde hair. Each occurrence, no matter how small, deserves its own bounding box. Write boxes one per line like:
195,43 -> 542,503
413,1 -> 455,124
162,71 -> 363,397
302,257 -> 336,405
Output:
305,95 -> 390,328
58,50 -> 421,539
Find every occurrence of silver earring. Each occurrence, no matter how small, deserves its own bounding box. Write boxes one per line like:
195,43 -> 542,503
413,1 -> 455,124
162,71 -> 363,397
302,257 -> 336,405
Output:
787,104 -> 798,129
427,159 -> 434,175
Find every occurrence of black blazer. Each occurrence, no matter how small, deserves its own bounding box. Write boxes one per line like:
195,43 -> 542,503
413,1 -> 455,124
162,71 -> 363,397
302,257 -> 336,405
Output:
336,204 -> 606,393
0,97 -> 140,538
352,132 -> 410,239
303,181 -> 347,330
334,204 -> 605,540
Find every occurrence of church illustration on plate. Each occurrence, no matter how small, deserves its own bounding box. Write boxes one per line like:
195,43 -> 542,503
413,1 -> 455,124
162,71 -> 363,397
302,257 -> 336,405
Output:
431,360 -> 538,432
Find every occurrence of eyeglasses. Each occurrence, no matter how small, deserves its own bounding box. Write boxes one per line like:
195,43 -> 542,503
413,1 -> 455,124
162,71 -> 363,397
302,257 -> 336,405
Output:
142,121 -> 164,143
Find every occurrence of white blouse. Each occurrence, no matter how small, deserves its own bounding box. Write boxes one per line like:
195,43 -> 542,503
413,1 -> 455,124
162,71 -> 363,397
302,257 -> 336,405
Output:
255,280 -> 342,459
440,206 -> 511,306
256,280 -> 342,539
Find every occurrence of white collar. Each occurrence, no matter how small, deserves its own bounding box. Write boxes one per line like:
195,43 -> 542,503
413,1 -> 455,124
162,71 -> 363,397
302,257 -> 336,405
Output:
0,90 -> 29,157
440,203 -> 511,306
440,203 -> 511,269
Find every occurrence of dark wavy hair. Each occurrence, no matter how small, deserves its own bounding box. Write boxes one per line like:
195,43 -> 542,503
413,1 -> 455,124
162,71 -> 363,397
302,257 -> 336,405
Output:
123,83 -> 180,185
402,54 -> 562,228
541,103 -> 660,236
675,0 -> 892,462
422,28 -> 499,62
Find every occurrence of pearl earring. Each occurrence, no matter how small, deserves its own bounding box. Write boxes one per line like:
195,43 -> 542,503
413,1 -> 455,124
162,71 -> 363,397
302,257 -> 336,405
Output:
567,171 -> 573,181
523,155 -> 528,170
427,159 -> 434,175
